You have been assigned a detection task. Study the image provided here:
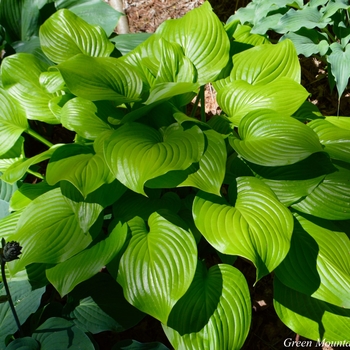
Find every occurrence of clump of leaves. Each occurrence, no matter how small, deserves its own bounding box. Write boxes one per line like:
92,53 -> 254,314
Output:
0,1 -> 349,350
227,0 -> 350,110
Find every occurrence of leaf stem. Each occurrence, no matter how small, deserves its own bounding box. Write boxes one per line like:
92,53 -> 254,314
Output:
25,129 -> 53,148
199,85 -> 206,123
190,93 -> 201,118
0,259 -> 24,337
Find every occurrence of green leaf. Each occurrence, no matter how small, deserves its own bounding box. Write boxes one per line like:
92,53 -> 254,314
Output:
117,212 -> 197,324
5,337 -> 40,350
55,0 -> 123,36
111,33 -> 153,55
1,145 -> 62,184
56,54 -> 143,103
39,9 -> 114,64
103,123 -> 205,195
275,213 -> 350,308
275,7 -> 331,33
274,277 -> 350,342
156,1 -> 230,85
291,165 -> 350,220
163,263 -> 251,350
68,273 -> 145,334
325,116 -> 350,130
233,24 -> 271,46
61,97 -> 113,140
229,110 -> 324,166
281,29 -> 329,57
229,39 -> 301,85
178,130 -> 227,196
32,317 -> 94,350
327,43 -> 350,98
1,53 -> 59,124
7,188 -> 96,274
261,176 -> 325,206
0,88 -> 28,157
0,280 -> 45,348
47,222 -> 128,296
112,340 -> 169,350
193,177 -> 293,280
308,119 -> 350,163
217,77 -> 309,126
46,144 -> 115,198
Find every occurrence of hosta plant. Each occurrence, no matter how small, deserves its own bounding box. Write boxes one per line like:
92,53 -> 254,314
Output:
0,1 -> 349,349
227,0 -> 350,108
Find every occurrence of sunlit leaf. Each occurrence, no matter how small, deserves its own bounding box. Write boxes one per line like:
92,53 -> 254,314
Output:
193,177 -> 293,280
117,212 -> 197,324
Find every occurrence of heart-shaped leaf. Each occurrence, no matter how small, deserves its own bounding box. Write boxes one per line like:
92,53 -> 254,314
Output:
275,213 -> 350,308
193,176 -> 293,280
156,1 -> 230,85
47,222 -> 128,296
217,77 -> 309,126
0,88 -> 28,157
117,212 -> 197,324
291,165 -> 350,220
274,277 -> 350,342
229,39 -> 301,85
163,262 -> 251,350
56,54 -> 143,104
104,123 -> 205,195
1,53 -> 59,124
46,144 -> 115,198
7,188 -> 96,274
308,119 -> 350,163
39,9 -> 114,64
61,98 -> 113,140
229,110 -> 324,166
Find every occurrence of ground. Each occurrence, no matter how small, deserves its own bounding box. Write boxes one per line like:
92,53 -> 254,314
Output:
100,1 -> 348,349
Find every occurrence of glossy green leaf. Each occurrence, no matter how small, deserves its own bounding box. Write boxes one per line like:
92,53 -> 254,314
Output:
117,212 -> 197,324
178,130 -> 227,195
274,277 -> 350,342
292,165 -> 350,220
327,43 -> 350,98
163,263 -> 251,350
1,53 -> 59,124
308,119 -> 350,163
47,222 -> 128,296
104,123 -> 205,195
0,280 -> 45,348
1,145 -> 62,184
111,33 -> 153,55
229,110 -> 324,166
275,213 -> 350,308
113,340 -> 169,350
233,24 -> 271,46
47,144 -> 115,198
68,273 -> 145,334
32,317 -> 94,350
39,9 -> 114,64
55,0 -> 123,36
217,77 -> 309,126
0,88 -> 28,157
229,39 -> 301,85
262,176 -> 325,206
325,116 -> 350,130
7,188 -> 96,274
5,337 -> 40,350
61,97 -> 113,140
193,177 -> 293,280
156,1 -> 230,85
56,54 -> 143,103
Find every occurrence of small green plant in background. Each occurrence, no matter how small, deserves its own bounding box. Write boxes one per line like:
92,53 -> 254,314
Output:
0,1 -> 349,349
227,0 -> 350,113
